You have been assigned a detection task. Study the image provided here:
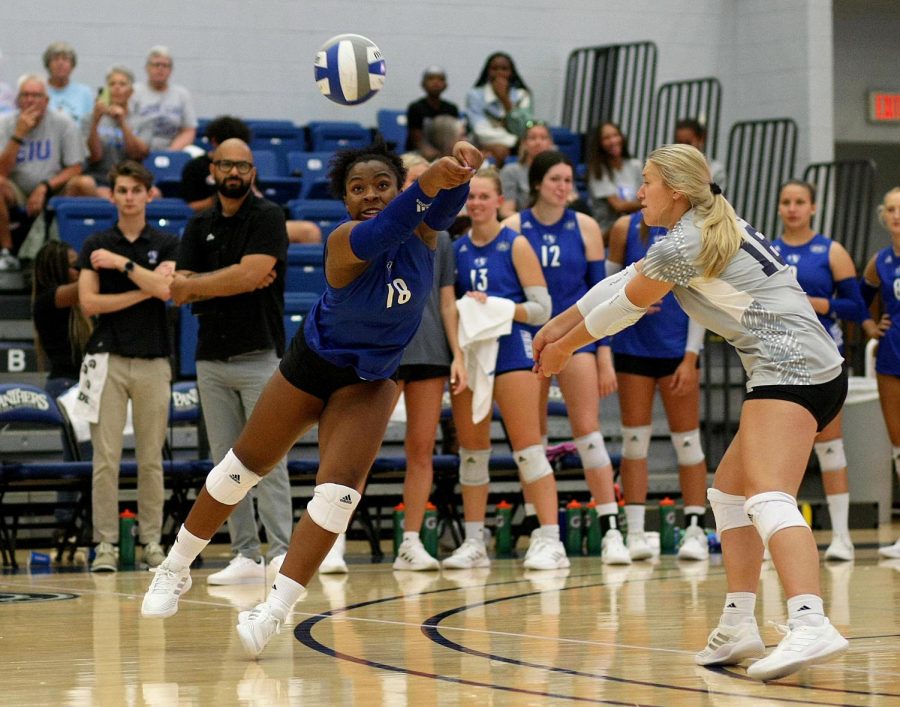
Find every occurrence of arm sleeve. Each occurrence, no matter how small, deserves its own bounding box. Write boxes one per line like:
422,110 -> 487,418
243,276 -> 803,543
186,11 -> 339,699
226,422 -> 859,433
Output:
860,278 -> 879,307
423,183 -> 469,232
586,259 -> 606,287
829,276 -> 870,322
584,289 -> 648,338
576,264 -> 638,315
685,317 -> 706,354
349,181 -> 434,261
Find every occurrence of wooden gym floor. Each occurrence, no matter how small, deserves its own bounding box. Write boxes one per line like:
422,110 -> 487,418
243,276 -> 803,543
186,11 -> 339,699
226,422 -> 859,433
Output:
2,525 -> 900,706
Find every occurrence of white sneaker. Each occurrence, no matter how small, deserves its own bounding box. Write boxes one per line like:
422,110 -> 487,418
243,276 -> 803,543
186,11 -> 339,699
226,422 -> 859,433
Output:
441,538 -> 490,569
393,537 -> 439,571
878,538 -> 900,559
824,535 -> 854,562
626,531 -> 654,561
208,555 -> 265,585
319,534 -> 348,574
0,249 -> 20,272
747,618 -> 849,681
522,536 -> 570,570
141,561 -> 192,618
267,553 -> 286,578
601,529 -> 632,566
678,525 -> 710,561
236,602 -> 282,658
694,617 -> 765,666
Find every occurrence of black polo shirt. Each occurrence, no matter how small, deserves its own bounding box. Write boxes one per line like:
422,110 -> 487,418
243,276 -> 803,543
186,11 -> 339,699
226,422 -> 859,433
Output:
78,224 -> 180,358
405,97 -> 460,151
177,193 -> 287,361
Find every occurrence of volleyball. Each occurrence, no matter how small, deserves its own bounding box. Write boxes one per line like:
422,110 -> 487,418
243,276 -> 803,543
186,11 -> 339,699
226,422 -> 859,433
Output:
314,34 -> 386,106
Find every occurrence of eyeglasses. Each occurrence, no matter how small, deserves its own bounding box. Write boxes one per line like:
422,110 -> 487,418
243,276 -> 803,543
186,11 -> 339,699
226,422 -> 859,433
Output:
213,160 -> 254,174
148,61 -> 172,69
18,92 -> 47,100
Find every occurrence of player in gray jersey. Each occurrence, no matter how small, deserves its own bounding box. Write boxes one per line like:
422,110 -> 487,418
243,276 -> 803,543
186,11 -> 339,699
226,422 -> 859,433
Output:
533,144 -> 849,682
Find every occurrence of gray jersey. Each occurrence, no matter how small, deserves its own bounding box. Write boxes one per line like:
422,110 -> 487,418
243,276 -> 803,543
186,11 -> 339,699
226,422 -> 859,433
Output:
642,211 -> 843,390
0,109 -> 86,193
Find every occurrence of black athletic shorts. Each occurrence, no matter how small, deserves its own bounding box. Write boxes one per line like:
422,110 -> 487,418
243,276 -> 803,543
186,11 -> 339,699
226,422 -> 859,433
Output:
397,364 -> 450,383
279,324 -> 398,402
745,366 -> 848,432
614,352 -> 696,379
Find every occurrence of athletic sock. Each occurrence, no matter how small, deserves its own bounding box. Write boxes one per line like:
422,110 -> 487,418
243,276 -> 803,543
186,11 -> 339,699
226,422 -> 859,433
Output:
720,592 -> 756,626
787,593 -> 825,626
684,505 -> 706,529
825,492 -> 850,540
597,502 -> 619,535
402,531 -> 421,544
166,524 -> 209,572
625,504 -> 645,534
268,573 -> 306,621
464,521 -> 485,542
539,524 -> 560,541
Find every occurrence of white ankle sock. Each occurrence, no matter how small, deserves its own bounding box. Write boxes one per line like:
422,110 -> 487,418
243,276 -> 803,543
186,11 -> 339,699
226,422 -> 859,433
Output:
721,592 -> 756,626
268,573 -> 306,621
825,491 -> 850,539
403,531 -> 421,544
166,525 -> 209,572
464,521 -> 484,542
787,593 -> 825,626
539,524 -> 560,541
625,505 -> 645,534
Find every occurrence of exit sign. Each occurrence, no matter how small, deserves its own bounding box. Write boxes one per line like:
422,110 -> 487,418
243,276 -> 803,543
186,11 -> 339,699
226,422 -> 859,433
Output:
869,91 -> 900,123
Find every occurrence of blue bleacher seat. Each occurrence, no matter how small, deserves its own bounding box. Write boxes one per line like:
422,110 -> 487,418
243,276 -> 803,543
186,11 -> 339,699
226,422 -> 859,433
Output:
306,121 -> 371,152
549,126 -> 583,166
287,151 -> 335,200
146,198 -> 195,236
286,199 -> 346,236
376,109 -> 408,150
248,119 -> 305,175
283,292 -> 319,341
254,149 -> 302,204
285,243 -> 326,295
49,197 -> 117,253
145,151 -> 193,199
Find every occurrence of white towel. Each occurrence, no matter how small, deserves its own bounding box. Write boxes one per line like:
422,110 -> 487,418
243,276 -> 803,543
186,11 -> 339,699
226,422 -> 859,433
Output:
457,296 -> 516,423
72,352 -> 110,425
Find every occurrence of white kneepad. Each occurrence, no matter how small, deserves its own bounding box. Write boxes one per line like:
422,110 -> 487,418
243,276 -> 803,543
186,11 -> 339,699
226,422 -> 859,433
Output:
814,439 -> 847,472
621,425 -> 652,460
575,432 -> 611,469
671,429 -> 705,466
458,448 -> 491,486
515,444 -> 553,484
307,483 -> 361,534
744,492 -> 808,547
707,488 -> 752,534
205,449 -> 262,505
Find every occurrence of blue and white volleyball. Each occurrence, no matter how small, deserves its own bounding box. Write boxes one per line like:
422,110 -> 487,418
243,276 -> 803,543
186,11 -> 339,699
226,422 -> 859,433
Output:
314,34 -> 385,106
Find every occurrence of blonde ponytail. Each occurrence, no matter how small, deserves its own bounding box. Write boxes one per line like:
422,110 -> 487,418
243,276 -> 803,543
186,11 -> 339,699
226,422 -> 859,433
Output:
647,144 -> 743,278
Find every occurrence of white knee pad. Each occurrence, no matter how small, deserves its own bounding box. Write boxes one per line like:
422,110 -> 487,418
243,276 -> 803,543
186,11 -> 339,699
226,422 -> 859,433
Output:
671,428 -> 705,466
574,432 -> 611,469
515,444 -> 553,484
205,449 -> 262,505
814,439 -> 847,473
306,483 -> 361,534
459,448 -> 491,486
621,425 -> 652,460
744,492 -> 808,547
707,488 -> 752,534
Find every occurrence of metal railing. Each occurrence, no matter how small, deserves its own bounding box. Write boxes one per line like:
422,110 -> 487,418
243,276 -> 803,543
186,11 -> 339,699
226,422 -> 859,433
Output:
647,77 -> 722,157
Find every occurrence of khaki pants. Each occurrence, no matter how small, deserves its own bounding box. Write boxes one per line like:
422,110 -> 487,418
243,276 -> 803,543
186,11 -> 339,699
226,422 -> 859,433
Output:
90,355 -> 171,545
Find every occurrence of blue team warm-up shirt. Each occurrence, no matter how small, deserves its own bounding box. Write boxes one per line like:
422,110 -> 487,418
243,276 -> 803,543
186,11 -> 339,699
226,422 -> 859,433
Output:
611,212 -> 689,359
303,235 -> 435,380
873,246 -> 900,375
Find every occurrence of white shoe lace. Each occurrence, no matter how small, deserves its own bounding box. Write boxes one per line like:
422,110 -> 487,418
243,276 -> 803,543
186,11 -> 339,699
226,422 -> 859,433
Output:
147,565 -> 184,594
768,620 -> 818,654
245,605 -> 281,634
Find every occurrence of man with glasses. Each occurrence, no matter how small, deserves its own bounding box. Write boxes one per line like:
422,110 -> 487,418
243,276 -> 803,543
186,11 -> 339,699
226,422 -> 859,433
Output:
131,46 -> 197,151
168,138 -> 293,586
0,74 -> 87,270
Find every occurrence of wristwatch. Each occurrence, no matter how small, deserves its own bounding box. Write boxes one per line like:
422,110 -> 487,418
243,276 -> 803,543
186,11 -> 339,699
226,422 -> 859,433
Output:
123,260 -> 135,274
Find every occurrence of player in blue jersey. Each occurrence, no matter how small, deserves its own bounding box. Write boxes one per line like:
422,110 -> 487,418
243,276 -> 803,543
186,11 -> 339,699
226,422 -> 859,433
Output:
502,150 -> 631,565
774,180 -> 876,562
443,166 -> 565,570
606,211 -> 710,562
862,187 -> 900,559
534,144 -> 850,681
141,140 -> 484,657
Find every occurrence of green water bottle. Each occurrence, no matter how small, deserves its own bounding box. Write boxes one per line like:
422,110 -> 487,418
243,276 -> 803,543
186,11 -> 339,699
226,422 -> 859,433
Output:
392,502 -> 405,555
422,502 -> 439,558
659,497 -> 677,554
585,501 -> 602,556
119,509 -> 137,566
494,499 -> 513,557
565,500 -> 583,556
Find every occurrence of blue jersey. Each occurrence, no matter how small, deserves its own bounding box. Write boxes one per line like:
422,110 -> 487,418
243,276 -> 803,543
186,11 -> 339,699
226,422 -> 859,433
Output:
873,246 -> 900,375
772,234 -> 842,348
303,234 -> 434,380
519,208 -> 590,316
611,212 -> 689,359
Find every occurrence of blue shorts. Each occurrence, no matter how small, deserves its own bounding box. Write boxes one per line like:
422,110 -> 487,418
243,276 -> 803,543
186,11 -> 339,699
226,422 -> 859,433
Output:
496,322 -> 536,375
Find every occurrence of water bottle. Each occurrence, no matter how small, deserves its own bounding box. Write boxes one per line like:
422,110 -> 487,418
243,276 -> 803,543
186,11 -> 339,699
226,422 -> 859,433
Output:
617,499 -> 628,537
659,498 -> 677,554
119,509 -> 137,566
422,503 -> 439,558
565,500 -> 583,556
392,502 -> 405,555
494,499 -> 513,558
584,501 -> 603,556
28,551 -> 52,572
